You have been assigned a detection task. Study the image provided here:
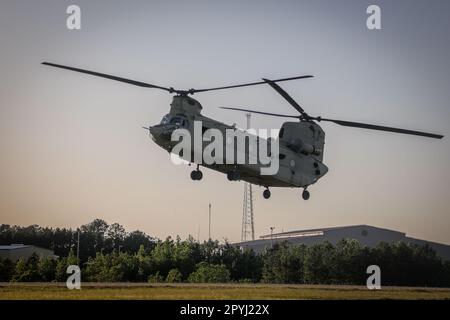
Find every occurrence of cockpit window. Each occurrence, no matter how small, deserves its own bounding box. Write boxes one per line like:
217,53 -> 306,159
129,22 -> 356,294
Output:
170,117 -> 182,125
161,114 -> 188,127
161,114 -> 170,125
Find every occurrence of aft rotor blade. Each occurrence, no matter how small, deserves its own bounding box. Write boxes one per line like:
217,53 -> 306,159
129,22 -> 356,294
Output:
193,75 -> 313,93
220,107 -> 300,119
262,78 -> 309,118
42,62 -> 172,92
317,117 -> 444,139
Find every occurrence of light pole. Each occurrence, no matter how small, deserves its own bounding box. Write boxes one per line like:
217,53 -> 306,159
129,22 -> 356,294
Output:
76,228 -> 80,264
208,203 -> 211,241
270,227 -> 275,249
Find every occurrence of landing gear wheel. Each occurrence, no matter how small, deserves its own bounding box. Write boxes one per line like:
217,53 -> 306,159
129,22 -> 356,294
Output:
227,170 -> 240,181
190,170 -> 203,181
302,189 -> 310,200
263,189 -> 271,199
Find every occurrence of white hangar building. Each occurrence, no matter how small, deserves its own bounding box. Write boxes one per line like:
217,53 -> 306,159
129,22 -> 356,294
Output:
237,225 -> 450,261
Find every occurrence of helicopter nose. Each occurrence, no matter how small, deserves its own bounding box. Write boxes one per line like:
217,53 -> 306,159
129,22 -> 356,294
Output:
148,126 -> 163,140
148,124 -> 174,141
148,126 -> 157,136
143,125 -> 159,139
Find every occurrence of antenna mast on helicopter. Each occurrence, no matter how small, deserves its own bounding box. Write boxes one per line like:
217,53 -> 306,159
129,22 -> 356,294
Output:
241,113 -> 255,242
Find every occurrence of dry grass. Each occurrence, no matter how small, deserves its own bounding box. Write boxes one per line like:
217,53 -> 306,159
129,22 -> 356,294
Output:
1,283 -> 450,300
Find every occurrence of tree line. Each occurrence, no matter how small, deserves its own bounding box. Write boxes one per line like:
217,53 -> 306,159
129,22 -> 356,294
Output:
0,219 -> 155,262
1,220 -> 450,286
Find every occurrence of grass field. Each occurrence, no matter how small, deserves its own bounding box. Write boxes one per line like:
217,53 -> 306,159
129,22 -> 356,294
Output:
1,283 -> 450,300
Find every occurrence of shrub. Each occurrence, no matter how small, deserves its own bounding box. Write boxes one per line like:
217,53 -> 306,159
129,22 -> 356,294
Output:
148,271 -> 164,283
188,262 -> 230,283
166,268 -> 183,283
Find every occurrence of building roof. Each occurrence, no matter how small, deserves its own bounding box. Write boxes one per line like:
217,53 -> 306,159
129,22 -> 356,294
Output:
0,244 -> 32,250
259,224 -> 405,239
0,244 -> 53,251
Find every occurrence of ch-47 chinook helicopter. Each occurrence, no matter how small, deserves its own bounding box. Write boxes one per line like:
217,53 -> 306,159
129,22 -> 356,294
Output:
42,62 -> 444,200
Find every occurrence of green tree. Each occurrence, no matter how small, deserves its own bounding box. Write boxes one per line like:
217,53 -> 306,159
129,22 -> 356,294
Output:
80,219 -> 109,257
201,239 -> 220,264
11,254 -> 41,282
0,258 -> 15,282
55,249 -> 78,281
188,262 -> 230,283
151,237 -> 176,278
148,271 -> 164,283
84,252 -> 123,282
303,242 -> 336,284
11,258 -> 28,282
262,242 -> 306,283
116,252 -> 140,282
172,236 -> 203,279
216,243 -> 262,282
136,244 -> 152,281
106,223 -> 127,251
55,257 -> 68,281
333,239 -> 367,284
38,257 -> 57,281
166,268 -> 183,283
123,230 -> 155,253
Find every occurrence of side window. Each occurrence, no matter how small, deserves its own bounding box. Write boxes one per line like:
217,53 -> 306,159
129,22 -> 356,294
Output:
279,154 -> 286,160
279,128 -> 285,138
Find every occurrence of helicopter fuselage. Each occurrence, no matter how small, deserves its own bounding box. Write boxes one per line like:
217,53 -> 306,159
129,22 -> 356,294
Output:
148,95 -> 329,190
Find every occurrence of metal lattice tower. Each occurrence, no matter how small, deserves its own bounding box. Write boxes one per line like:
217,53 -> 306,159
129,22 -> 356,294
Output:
241,113 -> 255,242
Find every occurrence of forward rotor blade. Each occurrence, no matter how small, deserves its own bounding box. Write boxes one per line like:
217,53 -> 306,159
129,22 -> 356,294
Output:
262,78 -> 309,118
42,62 -> 172,92
193,75 -> 313,93
220,107 -> 300,119
317,117 -> 444,139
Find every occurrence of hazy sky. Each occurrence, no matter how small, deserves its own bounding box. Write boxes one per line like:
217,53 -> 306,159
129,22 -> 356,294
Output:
1,0 -> 449,244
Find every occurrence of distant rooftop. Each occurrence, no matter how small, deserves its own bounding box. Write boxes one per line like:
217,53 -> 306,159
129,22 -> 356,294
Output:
259,225 -> 405,239
0,244 -> 32,250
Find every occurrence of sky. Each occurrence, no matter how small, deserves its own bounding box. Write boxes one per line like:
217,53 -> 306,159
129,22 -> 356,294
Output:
0,0 -> 449,244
